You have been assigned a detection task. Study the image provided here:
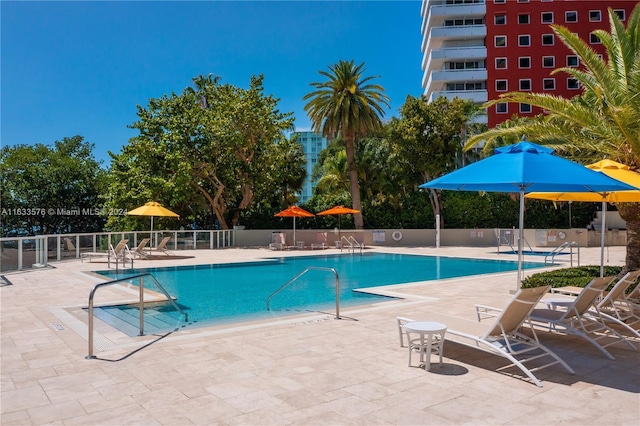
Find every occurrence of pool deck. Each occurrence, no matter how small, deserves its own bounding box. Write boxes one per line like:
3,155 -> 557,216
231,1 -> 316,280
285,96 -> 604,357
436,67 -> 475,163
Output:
2,246 -> 639,425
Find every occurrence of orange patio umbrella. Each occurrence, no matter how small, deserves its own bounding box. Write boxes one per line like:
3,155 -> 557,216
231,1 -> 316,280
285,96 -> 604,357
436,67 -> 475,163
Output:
316,206 -> 360,235
274,206 -> 315,244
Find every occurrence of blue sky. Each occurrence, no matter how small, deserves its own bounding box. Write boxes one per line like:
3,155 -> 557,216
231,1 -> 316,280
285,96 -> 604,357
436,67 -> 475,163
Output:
2,1 -> 424,165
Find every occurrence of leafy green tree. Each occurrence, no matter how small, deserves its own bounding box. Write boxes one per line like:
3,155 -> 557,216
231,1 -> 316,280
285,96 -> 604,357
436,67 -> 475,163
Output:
104,74 -> 299,230
312,139 -> 350,197
303,60 -> 390,229
466,6 -> 640,271
0,136 -> 106,236
388,96 -> 476,227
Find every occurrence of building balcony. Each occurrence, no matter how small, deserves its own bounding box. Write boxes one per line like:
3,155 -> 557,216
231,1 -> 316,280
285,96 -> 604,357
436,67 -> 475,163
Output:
426,89 -> 488,105
422,46 -> 486,73
423,68 -> 487,92
421,1 -> 486,36
423,24 -> 486,53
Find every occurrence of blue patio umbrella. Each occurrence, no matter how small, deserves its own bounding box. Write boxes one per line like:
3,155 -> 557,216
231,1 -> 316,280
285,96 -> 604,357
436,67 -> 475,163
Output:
419,141 -> 636,290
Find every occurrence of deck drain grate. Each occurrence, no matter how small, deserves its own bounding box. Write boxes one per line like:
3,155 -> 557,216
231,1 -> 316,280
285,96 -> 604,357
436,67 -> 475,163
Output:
51,322 -> 66,330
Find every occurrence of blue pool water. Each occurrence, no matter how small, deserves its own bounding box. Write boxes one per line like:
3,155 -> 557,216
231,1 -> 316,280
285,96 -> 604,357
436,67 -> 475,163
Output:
97,253 -> 543,328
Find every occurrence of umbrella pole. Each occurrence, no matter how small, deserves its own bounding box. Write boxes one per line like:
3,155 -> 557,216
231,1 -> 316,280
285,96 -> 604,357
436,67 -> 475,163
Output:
600,200 -> 607,278
517,190 -> 525,291
293,217 -> 296,247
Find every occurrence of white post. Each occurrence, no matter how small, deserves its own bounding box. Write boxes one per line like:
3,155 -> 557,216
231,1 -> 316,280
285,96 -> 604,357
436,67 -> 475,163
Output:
435,214 -> 441,248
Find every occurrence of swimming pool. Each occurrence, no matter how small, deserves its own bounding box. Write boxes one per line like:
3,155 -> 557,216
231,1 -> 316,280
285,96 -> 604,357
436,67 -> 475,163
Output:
96,253 -> 543,332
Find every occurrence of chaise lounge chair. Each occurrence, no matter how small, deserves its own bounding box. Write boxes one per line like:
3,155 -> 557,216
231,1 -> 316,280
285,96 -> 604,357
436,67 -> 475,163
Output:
311,232 -> 328,250
269,232 -> 286,251
147,236 -> 173,256
81,239 -> 129,263
528,277 -> 637,360
130,238 -> 151,259
580,271 -> 640,340
63,237 -> 77,258
424,286 -> 574,387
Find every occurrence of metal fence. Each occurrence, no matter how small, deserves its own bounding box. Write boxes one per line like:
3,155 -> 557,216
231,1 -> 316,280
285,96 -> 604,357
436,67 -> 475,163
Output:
0,230 -> 234,273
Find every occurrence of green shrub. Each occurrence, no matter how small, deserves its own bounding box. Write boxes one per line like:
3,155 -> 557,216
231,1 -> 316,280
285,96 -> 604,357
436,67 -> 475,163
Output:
521,265 -> 623,289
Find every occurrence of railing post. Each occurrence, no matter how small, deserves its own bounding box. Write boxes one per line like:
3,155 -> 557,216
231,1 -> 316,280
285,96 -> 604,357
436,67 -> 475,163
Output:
334,273 -> 341,320
86,286 -> 96,359
139,276 -> 145,336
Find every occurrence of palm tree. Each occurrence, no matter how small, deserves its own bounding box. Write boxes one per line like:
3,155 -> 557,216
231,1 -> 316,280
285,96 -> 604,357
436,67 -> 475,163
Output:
466,6 -> 640,271
303,60 -> 390,229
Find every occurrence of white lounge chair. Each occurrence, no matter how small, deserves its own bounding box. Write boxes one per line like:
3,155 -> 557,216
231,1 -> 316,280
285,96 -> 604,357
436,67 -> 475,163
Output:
396,316 -> 415,348
426,286 -> 574,387
269,232 -> 286,250
589,271 -> 640,339
311,232 -> 328,250
529,277 -> 637,360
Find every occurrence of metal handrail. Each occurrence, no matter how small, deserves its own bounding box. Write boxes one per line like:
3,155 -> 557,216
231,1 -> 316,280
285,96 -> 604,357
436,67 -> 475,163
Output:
266,267 -> 341,319
86,273 -> 188,359
340,236 -> 364,254
545,241 -> 580,267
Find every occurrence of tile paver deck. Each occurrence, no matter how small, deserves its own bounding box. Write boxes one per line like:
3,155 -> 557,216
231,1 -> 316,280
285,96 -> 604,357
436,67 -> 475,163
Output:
2,245 -> 639,425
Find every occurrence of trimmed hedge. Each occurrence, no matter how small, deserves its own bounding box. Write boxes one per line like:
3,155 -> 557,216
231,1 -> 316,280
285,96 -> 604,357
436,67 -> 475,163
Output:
521,265 -> 623,289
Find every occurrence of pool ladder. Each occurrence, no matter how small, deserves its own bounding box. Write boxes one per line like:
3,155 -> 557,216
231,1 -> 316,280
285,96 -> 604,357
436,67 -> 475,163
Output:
545,241 -> 580,266
86,273 -> 188,359
266,267 -> 341,319
341,236 -> 364,254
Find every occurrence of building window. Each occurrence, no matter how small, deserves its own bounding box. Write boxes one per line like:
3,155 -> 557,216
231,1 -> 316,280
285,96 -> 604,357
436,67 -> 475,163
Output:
567,55 -> 579,67
614,10 -> 625,21
541,12 -> 554,24
517,0 -> 529,3
518,35 -> 530,47
589,10 -> 602,22
519,79 -> 532,91
496,80 -> 508,91
568,78 -> 580,90
542,56 -> 555,68
495,15 -> 506,25
520,103 -> 532,113
542,34 -> 554,46
590,33 -> 601,44
495,36 -> 507,47
494,0 -> 506,3
519,57 -> 531,68
565,11 -> 578,23
495,58 -> 507,69
543,78 -> 555,90
518,14 -> 530,24
496,103 -> 508,114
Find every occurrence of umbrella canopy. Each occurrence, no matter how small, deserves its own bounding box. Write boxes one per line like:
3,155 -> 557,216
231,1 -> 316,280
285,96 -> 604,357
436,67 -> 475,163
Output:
128,201 -> 180,234
526,159 -> 640,276
526,160 -> 640,203
317,206 -> 361,235
317,206 -> 361,216
274,206 -> 315,245
419,141 -> 636,290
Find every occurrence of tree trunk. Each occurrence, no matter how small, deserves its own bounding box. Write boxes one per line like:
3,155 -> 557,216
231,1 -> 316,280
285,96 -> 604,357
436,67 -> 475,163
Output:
344,136 -> 363,229
428,188 -> 442,228
618,203 -> 640,272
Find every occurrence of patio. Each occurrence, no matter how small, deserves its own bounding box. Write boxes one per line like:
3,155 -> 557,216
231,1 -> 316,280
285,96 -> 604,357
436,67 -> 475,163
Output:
1,245 -> 638,425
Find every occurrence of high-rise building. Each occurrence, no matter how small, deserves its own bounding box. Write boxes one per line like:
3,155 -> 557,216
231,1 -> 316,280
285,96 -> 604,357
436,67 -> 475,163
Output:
293,131 -> 328,203
421,0 -> 637,127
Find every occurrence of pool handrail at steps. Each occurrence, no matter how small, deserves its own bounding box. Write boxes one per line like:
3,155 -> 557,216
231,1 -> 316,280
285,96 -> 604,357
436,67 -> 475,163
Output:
86,273 -> 188,359
266,267 -> 341,319
341,236 -> 364,254
545,241 -> 580,267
